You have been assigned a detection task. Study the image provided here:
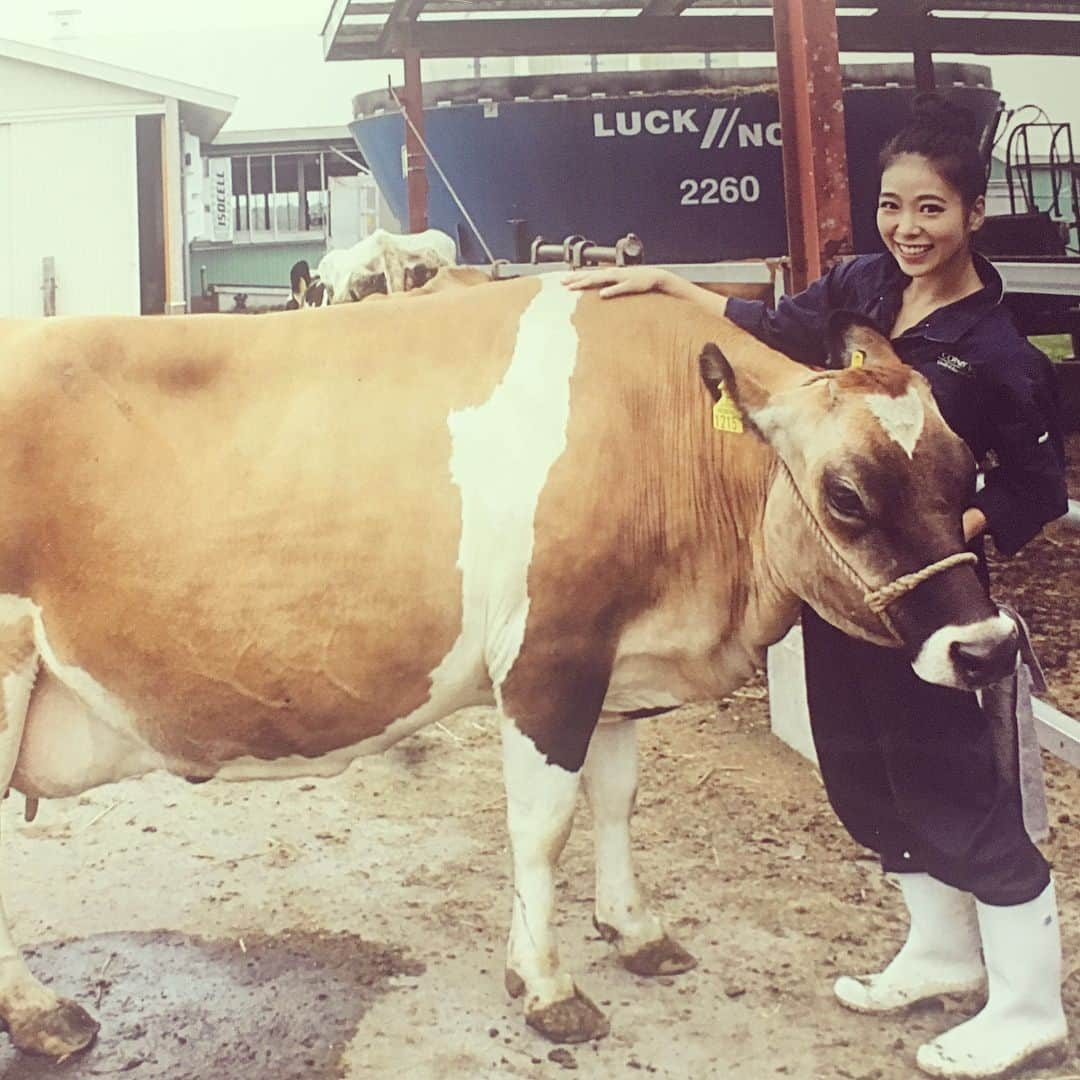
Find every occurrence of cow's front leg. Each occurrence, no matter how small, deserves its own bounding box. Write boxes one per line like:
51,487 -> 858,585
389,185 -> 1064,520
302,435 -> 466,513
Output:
500,719 -> 609,1043
0,610 -> 98,1058
584,717 -> 697,977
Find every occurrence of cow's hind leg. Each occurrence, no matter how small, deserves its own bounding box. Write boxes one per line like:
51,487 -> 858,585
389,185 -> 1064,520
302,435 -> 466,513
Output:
584,717 -> 697,977
0,606 -> 98,1057
500,718 -> 610,1044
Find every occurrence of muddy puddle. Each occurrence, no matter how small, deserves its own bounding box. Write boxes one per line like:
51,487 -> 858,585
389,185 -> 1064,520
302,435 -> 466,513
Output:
0,930 -> 423,1080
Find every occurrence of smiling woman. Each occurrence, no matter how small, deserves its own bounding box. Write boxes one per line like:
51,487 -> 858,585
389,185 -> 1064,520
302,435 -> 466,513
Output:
875,99 -> 989,339
564,92 -> 1070,1080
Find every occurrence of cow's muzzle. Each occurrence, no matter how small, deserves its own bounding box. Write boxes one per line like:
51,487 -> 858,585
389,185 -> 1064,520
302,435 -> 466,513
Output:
951,626 -> 1020,686
911,610 -> 1019,690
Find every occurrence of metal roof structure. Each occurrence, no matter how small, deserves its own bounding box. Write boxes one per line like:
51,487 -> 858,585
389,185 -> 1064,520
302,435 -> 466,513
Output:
0,35 -> 235,141
322,1 -> 1080,62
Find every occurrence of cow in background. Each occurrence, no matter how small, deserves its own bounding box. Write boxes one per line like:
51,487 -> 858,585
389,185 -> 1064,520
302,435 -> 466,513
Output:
285,261 -> 313,310
303,228 -> 458,306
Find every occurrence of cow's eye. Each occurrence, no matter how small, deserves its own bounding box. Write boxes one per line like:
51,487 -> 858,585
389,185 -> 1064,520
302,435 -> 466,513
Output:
824,476 -> 866,522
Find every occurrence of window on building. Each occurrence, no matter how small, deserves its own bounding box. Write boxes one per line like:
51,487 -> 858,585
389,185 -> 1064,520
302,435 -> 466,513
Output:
273,156 -> 301,232
231,158 -> 249,233
248,155 -> 272,235
302,154 -> 328,231
210,148 -> 372,245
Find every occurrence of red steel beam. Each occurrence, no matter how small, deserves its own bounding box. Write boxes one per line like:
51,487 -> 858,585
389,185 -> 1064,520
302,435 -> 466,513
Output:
403,47 -> 428,233
772,0 -> 853,291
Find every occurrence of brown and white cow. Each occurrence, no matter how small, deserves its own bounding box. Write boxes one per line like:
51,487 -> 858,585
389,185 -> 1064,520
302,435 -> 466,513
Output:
0,275 -> 1016,1057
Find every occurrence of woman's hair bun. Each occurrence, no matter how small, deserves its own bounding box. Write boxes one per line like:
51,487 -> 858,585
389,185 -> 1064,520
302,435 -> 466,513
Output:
879,91 -> 987,204
910,92 -> 977,140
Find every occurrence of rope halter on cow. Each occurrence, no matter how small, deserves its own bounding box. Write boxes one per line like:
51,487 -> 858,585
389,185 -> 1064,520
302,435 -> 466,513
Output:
778,466 -> 978,645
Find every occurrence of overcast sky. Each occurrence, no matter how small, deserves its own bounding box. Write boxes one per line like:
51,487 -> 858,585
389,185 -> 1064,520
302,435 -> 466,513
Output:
5,0 -> 1078,144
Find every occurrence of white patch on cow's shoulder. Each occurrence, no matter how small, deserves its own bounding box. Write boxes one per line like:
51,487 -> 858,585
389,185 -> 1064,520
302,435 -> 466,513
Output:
445,275 -> 582,696
865,385 -> 925,459
228,278 -> 584,779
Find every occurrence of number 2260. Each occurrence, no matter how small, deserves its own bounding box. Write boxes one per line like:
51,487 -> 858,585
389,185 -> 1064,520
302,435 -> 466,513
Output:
680,176 -> 761,206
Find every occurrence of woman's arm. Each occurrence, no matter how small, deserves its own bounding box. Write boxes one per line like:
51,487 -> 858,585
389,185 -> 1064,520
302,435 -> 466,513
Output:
565,261 -> 854,368
971,345 -> 1068,556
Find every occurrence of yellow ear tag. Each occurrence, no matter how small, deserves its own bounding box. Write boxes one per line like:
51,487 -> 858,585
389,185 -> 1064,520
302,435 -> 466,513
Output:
850,349 -> 866,369
712,380 -> 744,434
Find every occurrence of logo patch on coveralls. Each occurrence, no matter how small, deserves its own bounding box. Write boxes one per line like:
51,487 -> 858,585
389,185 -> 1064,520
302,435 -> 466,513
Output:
936,353 -> 974,378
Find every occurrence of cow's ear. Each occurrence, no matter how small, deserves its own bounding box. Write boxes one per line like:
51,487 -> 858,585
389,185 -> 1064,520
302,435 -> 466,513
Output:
698,335 -> 807,421
698,342 -> 733,402
826,311 -> 894,370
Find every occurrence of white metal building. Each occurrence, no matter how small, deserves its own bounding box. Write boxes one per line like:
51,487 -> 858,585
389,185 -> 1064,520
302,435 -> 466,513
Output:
0,36 -> 234,317
190,126 -> 383,312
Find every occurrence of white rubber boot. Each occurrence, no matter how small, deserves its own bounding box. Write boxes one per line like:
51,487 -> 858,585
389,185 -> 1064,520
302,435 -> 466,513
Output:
834,873 -> 986,1013
916,880 -> 1068,1078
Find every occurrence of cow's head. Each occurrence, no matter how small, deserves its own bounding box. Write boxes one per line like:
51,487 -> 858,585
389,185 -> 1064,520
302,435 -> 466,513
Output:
404,261 -> 438,291
289,260 -> 312,308
700,313 -> 1017,690
302,280 -> 331,308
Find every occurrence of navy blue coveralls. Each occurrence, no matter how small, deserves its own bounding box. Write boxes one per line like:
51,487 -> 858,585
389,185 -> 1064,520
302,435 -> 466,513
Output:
725,252 -> 1069,906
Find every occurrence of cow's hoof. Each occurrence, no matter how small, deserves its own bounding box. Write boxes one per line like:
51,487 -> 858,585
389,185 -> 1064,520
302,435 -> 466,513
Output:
7,997 -> 99,1058
594,918 -> 697,977
619,936 -> 698,978
525,988 -> 610,1044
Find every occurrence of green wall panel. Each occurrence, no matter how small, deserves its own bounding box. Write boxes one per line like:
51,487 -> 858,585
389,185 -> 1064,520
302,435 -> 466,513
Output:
190,240 -> 327,294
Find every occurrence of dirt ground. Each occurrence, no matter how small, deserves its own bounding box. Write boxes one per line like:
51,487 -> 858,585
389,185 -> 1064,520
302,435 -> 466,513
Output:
0,442 -> 1078,1080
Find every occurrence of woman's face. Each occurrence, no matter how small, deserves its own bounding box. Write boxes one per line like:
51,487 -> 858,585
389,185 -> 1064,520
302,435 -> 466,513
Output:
877,153 -> 985,281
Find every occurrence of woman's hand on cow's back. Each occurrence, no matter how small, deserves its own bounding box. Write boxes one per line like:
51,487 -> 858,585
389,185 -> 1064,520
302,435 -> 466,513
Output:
562,266 -> 683,299
561,266 -> 729,320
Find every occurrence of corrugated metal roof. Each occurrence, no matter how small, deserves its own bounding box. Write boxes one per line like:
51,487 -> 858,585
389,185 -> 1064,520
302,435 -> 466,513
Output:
321,0 -> 1080,62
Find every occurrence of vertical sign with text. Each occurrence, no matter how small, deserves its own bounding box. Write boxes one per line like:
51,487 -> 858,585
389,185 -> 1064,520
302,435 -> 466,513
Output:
208,158 -> 234,242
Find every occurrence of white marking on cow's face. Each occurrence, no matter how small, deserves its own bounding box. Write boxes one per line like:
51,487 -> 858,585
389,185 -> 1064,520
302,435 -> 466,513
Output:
865,385 -> 925,460
445,274 -> 582,694
910,611 -> 1018,688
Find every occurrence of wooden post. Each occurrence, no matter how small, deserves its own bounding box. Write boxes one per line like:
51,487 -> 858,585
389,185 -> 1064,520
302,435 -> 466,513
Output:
162,102 -> 187,314
403,47 -> 428,233
41,256 -> 57,316
773,0 -> 853,292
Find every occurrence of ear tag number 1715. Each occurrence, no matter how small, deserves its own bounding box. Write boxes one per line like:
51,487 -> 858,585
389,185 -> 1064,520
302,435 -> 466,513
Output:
712,381 -> 744,434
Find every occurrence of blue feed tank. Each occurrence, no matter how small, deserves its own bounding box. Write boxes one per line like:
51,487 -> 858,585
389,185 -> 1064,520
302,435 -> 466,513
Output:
349,63 -> 1000,264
